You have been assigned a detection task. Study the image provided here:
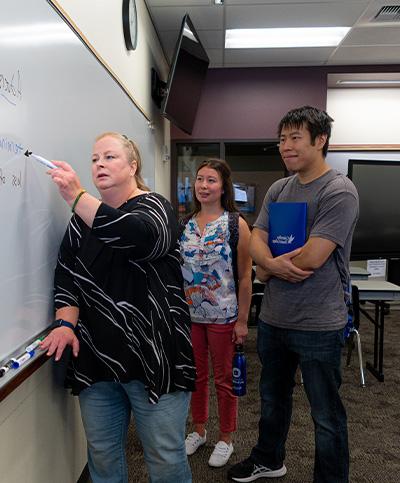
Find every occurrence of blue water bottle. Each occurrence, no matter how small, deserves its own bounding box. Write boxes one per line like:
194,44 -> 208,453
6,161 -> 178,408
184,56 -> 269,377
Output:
232,344 -> 246,396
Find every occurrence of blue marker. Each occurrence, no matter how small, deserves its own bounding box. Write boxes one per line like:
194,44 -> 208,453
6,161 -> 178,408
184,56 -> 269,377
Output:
0,360 -> 14,378
11,351 -> 35,369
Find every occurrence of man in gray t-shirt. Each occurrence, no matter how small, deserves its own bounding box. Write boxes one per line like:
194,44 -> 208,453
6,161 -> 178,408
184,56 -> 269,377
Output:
228,106 -> 359,483
257,169 -> 358,331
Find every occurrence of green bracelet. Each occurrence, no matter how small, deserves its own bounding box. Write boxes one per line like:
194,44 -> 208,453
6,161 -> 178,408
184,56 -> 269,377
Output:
71,189 -> 86,213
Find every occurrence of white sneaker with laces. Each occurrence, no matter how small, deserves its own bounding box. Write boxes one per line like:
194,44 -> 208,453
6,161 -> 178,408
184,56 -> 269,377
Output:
208,441 -> 234,467
185,431 -> 207,456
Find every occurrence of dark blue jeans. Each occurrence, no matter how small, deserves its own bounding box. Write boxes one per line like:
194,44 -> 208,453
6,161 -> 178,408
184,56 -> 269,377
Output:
251,321 -> 349,483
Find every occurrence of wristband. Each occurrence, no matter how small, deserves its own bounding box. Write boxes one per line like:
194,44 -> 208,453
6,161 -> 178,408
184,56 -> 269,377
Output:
71,189 -> 86,213
52,319 -> 76,331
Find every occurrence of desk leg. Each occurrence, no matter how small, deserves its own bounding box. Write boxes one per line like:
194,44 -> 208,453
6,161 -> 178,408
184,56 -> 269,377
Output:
379,301 -> 385,379
366,301 -> 385,382
373,303 -> 379,368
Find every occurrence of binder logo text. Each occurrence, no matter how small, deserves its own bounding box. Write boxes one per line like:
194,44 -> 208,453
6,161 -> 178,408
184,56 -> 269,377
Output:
271,234 -> 295,246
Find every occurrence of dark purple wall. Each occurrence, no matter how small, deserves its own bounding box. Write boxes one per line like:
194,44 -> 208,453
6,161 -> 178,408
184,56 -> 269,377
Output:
171,65 -> 400,140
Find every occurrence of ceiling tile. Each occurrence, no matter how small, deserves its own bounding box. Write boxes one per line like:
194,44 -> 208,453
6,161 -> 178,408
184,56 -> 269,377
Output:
147,1 -> 211,6
355,0 -> 400,25
225,2 -> 370,29
225,0 -> 365,3
207,48 -> 224,66
159,29 -> 223,62
224,46 -> 335,65
197,29 -> 224,48
328,45 -> 400,64
146,0 -> 400,67
160,28 -> 223,49
150,6 -> 223,32
342,26 -> 400,46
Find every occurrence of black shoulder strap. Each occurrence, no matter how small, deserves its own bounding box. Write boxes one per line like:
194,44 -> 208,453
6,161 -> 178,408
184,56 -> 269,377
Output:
228,212 -> 240,295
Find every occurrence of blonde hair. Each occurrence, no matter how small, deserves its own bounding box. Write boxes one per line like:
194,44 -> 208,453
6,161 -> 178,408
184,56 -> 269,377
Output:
95,131 -> 149,190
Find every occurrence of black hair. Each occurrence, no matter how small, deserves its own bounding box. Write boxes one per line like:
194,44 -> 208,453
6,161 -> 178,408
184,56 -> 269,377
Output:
277,105 -> 334,157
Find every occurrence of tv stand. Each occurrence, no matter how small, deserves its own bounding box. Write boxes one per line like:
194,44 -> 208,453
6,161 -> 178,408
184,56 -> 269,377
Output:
151,68 -> 167,108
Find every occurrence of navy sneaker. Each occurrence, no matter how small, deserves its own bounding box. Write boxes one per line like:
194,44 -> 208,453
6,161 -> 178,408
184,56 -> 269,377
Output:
227,457 -> 287,481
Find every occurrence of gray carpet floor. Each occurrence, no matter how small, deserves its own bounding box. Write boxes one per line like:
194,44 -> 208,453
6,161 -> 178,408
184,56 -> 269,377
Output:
122,305 -> 400,482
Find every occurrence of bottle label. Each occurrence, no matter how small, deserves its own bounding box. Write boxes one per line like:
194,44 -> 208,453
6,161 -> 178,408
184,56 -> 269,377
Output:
233,367 -> 241,379
232,364 -> 246,396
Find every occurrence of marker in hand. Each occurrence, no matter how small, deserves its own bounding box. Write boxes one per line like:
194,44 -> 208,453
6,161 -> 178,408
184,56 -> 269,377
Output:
24,150 -> 57,170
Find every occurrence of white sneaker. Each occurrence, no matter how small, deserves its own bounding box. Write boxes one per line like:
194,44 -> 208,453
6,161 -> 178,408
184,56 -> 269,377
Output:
208,441 -> 234,467
185,431 -> 207,456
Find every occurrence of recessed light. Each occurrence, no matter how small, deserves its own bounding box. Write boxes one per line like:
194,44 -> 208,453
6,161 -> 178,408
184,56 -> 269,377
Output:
337,80 -> 400,86
225,27 -> 350,49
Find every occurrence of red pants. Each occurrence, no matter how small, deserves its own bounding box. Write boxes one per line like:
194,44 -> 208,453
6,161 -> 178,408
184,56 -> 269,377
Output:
190,322 -> 238,434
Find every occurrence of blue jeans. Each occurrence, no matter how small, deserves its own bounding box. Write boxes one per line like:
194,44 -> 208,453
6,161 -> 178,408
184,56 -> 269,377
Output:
251,321 -> 349,483
79,380 -> 191,483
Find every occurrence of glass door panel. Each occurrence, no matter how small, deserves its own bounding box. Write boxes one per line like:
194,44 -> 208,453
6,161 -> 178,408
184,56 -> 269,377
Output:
225,142 -> 285,226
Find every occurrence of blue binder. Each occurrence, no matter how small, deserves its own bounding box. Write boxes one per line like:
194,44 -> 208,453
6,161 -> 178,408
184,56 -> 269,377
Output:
268,202 -> 307,257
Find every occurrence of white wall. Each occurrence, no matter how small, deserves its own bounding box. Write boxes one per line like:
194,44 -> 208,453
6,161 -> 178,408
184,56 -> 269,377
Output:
0,2 -> 171,482
327,88 -> 400,145
0,362 -> 87,483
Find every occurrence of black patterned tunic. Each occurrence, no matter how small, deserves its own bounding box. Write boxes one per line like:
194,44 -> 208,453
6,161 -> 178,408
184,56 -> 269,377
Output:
54,192 -> 196,403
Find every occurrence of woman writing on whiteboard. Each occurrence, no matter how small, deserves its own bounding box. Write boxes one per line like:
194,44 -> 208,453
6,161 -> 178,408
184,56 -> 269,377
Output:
180,159 -> 252,467
40,132 -> 195,483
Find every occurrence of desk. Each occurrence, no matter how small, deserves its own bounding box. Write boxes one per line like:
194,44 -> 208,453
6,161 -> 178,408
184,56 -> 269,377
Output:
350,266 -> 370,280
352,280 -> 400,382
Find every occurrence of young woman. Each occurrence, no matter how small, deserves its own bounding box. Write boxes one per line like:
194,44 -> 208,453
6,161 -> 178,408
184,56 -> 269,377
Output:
40,132 -> 195,483
180,158 -> 252,468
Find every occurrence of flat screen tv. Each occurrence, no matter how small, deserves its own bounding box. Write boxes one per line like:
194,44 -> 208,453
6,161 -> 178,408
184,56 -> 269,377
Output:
348,159 -> 400,260
161,14 -> 209,134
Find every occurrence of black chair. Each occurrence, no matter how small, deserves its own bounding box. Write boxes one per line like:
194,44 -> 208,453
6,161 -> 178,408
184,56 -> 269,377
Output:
346,285 -> 366,387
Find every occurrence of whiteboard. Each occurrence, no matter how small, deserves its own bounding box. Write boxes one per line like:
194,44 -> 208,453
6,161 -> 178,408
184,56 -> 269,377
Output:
0,0 -> 155,365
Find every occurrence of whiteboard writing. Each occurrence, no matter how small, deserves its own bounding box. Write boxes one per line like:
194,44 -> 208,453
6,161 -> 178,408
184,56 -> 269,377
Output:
0,136 -> 24,156
0,168 -> 22,189
0,69 -> 22,106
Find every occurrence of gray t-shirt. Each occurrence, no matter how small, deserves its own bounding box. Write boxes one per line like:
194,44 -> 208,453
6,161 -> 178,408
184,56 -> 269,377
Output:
254,169 -> 359,331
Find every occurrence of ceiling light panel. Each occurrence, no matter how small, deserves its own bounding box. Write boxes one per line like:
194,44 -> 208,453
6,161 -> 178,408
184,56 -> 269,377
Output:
328,72 -> 400,88
338,80 -> 400,85
225,27 -> 351,48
